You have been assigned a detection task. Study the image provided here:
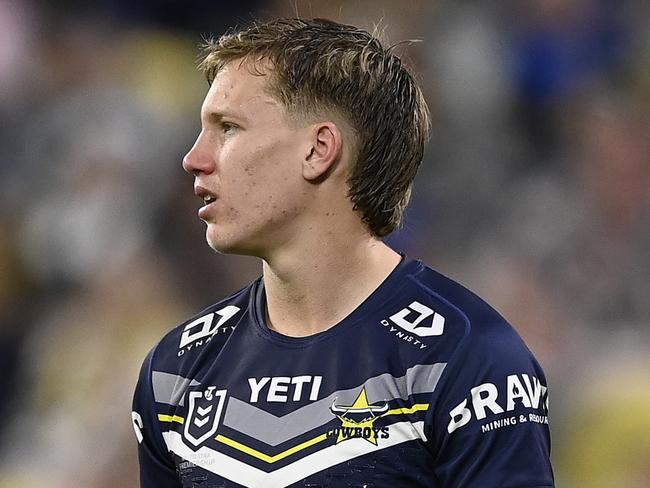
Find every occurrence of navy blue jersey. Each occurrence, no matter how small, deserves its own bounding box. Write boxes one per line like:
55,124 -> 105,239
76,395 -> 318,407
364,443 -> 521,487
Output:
132,257 -> 554,487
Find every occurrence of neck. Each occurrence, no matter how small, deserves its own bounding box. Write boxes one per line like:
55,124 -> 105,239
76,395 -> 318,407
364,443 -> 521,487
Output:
262,230 -> 401,337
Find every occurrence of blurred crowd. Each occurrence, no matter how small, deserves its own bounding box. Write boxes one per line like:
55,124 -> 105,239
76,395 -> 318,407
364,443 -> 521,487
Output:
0,0 -> 648,486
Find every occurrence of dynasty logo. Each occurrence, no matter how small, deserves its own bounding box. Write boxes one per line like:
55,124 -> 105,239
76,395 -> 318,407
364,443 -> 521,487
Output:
327,387 -> 389,445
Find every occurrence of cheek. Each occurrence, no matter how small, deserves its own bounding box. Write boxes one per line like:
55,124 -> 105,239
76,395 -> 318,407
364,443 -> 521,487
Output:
221,138 -> 303,219
243,144 -> 292,191
217,144 -> 259,195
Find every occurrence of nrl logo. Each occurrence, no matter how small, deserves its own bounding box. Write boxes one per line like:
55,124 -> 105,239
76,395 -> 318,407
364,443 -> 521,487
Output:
328,387 -> 390,445
184,386 -> 227,447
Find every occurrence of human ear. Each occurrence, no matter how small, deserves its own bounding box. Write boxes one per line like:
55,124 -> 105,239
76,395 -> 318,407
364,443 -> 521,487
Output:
302,122 -> 342,182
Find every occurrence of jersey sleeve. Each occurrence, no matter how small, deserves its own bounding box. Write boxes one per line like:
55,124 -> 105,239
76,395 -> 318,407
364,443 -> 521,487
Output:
426,322 -> 554,487
132,347 -> 181,488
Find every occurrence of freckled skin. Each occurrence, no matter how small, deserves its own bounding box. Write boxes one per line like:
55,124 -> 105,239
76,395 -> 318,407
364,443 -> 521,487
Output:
183,62 -> 312,257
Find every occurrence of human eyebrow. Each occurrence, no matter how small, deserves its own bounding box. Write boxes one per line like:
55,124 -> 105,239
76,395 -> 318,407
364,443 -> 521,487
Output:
201,110 -> 246,126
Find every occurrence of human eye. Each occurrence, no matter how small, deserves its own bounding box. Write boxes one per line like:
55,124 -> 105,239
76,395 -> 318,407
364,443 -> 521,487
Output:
221,122 -> 239,134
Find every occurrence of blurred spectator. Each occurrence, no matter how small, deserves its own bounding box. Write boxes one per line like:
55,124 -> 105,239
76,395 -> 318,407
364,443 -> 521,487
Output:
510,0 -> 629,160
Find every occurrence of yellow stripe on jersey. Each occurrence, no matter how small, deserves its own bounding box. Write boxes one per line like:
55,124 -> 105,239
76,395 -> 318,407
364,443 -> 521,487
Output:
216,433 -> 329,464
214,403 -> 429,463
158,414 -> 185,424
157,403 -> 428,463
386,403 -> 429,416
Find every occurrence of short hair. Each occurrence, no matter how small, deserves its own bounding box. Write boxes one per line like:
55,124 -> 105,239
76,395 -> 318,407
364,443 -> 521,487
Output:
199,18 -> 430,237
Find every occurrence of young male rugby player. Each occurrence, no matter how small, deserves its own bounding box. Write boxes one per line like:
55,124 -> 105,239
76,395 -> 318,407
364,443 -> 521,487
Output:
132,18 -> 554,487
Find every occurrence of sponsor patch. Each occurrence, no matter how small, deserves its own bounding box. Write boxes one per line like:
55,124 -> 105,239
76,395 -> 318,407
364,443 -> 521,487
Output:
380,300 -> 445,349
447,373 -> 549,434
178,306 -> 240,356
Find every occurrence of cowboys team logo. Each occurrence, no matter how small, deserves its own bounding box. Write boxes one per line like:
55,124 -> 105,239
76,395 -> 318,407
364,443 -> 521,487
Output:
184,386 -> 227,447
328,387 -> 390,445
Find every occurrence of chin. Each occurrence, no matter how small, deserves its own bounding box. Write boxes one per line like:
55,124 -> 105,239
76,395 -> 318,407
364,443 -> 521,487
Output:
205,227 -> 234,255
205,225 -> 259,257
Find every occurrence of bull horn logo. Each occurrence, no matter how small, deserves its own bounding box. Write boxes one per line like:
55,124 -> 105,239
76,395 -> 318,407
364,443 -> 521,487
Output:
329,387 -> 389,445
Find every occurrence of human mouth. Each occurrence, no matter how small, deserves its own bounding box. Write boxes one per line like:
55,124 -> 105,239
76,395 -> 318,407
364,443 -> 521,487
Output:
194,185 -> 218,219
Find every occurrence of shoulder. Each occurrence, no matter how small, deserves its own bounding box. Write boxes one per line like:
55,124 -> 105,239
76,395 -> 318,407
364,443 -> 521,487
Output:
408,260 -> 549,417
408,261 -> 535,351
397,259 -> 549,411
145,281 -> 256,377
371,259 -> 546,406
390,260 -> 531,363
406,262 -> 553,485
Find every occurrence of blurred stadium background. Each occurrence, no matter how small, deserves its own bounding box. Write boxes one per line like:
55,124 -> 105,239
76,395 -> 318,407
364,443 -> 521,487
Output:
1,0 -> 649,486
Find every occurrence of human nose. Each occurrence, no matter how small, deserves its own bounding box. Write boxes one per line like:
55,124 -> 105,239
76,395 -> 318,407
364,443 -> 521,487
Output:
182,131 -> 216,175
